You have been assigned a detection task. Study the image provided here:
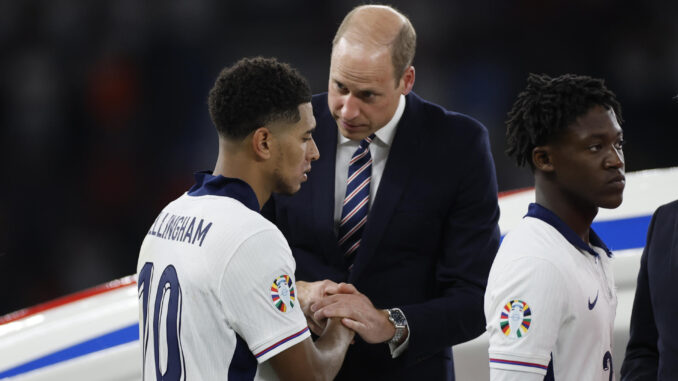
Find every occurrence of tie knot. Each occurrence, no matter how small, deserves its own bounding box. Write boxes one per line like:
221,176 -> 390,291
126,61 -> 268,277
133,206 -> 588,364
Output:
359,134 -> 376,150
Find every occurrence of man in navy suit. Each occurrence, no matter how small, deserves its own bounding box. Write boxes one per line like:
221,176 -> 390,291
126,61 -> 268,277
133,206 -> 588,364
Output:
263,5 -> 500,380
621,199 -> 678,380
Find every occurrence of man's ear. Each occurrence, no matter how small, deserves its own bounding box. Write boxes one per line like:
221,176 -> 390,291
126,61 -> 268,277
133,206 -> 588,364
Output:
252,127 -> 273,160
400,66 -> 415,95
532,146 -> 554,172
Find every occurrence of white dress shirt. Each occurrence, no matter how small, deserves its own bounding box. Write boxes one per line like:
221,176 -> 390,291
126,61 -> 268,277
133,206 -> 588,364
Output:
333,94 -> 406,232
332,94 -> 409,358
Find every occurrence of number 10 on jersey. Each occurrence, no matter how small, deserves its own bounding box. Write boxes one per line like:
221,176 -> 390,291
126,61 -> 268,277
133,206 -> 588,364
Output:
138,262 -> 186,380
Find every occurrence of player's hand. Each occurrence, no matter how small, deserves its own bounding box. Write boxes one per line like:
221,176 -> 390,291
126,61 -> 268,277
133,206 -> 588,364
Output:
321,316 -> 356,345
296,280 -> 339,335
311,283 -> 395,344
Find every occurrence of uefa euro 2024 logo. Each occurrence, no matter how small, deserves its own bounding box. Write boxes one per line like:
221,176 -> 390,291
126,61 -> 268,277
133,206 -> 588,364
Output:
500,299 -> 532,338
271,275 -> 296,313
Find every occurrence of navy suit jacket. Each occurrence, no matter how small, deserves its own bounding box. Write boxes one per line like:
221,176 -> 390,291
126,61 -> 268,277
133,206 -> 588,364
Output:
263,92 -> 500,380
621,200 -> 678,380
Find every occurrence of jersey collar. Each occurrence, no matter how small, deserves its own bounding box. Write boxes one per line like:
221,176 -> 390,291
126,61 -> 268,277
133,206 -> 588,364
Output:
187,171 -> 260,212
526,203 -> 612,258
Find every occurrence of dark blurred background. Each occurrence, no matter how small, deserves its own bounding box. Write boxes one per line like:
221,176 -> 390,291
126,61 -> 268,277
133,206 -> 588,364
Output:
2,0 -> 677,315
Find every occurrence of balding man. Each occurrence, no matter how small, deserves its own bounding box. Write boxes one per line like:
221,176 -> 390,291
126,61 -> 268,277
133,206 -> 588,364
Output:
263,5 -> 500,380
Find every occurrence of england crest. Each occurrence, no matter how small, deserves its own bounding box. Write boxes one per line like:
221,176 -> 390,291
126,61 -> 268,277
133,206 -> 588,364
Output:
270,275 -> 296,312
500,299 -> 532,338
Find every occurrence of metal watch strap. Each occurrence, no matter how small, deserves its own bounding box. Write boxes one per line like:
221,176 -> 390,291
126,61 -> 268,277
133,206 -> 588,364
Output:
387,308 -> 408,345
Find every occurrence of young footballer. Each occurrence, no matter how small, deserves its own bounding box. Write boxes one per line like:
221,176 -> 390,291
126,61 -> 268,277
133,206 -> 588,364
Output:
137,57 -> 353,380
485,73 -> 625,380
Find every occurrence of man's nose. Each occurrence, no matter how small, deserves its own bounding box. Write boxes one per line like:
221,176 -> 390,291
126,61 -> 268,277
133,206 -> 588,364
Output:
308,137 -> 320,162
605,145 -> 624,169
340,94 -> 360,120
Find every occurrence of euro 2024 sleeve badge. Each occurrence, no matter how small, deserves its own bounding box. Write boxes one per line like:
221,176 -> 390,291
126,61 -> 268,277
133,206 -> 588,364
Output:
500,299 -> 532,338
270,275 -> 296,312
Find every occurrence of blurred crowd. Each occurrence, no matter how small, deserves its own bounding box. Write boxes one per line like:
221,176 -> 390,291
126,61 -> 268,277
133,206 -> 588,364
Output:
1,0 -> 677,315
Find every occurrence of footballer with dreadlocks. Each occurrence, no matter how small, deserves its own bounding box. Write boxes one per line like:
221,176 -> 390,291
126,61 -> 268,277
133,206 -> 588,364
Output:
484,73 -> 625,381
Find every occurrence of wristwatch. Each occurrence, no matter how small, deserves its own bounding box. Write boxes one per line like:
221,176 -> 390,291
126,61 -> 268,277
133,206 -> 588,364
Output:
387,308 -> 408,345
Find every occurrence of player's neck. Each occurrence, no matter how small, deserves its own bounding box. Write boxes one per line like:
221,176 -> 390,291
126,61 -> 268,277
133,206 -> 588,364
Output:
535,185 -> 598,244
214,149 -> 269,211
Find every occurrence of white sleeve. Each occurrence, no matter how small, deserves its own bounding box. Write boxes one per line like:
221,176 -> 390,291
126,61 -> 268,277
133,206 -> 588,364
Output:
485,256 -> 569,378
220,228 -> 311,363
490,368 -> 546,381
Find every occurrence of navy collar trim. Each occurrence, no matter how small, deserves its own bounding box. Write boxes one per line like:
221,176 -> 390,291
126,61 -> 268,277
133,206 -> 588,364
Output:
187,171 -> 260,212
525,203 -> 612,258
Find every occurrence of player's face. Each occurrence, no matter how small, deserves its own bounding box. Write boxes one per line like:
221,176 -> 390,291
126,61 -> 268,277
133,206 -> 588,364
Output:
272,102 -> 319,195
327,38 -> 411,141
548,105 -> 625,211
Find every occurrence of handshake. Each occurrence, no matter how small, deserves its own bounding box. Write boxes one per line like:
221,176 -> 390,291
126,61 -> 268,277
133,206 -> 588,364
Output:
296,280 -> 402,345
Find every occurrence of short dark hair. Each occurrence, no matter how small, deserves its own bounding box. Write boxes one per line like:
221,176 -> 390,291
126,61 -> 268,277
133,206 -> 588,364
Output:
506,73 -> 623,168
208,57 -> 311,140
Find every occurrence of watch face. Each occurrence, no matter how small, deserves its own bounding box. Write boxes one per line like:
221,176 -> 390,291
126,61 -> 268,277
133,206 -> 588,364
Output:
389,309 -> 407,326
388,308 -> 407,345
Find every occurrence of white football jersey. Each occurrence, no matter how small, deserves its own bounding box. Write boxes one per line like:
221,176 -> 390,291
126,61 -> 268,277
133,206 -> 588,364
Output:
485,203 -> 617,381
137,172 -> 310,380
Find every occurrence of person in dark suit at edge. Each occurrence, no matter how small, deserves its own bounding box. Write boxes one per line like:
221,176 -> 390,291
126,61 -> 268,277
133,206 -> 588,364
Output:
262,4 -> 500,380
621,198 -> 678,380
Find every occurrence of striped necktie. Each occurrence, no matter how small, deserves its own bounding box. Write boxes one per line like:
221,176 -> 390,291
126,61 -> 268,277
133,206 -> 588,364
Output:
338,134 -> 376,264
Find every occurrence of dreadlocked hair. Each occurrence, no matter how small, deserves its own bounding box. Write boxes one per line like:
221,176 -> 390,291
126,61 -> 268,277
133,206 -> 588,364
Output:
505,73 -> 623,168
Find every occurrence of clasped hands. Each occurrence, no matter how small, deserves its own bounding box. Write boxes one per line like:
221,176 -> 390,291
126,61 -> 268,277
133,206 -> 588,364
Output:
296,280 -> 396,344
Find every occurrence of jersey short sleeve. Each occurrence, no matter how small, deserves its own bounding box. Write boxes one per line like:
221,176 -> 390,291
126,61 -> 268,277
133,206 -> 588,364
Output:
220,228 -> 311,363
485,256 -> 570,377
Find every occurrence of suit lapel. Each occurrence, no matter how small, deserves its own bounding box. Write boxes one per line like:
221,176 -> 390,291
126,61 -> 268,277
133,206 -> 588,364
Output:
349,94 -> 425,282
310,102 -> 344,267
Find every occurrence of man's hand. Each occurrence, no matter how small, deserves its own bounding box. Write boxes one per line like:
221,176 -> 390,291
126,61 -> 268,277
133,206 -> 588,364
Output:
296,280 -> 339,335
311,283 -> 396,344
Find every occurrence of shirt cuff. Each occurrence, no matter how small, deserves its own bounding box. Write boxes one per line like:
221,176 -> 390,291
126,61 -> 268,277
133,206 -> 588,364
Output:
488,352 -> 549,375
388,329 -> 410,358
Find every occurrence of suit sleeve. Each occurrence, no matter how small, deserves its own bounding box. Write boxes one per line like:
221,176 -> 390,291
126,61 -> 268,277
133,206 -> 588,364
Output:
262,196 -> 346,283
400,120 -> 501,363
620,209 -> 660,380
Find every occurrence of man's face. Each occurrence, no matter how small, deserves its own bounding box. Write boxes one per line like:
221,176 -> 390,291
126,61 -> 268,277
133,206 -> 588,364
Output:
272,102 -> 319,195
548,105 -> 625,210
327,38 -> 410,141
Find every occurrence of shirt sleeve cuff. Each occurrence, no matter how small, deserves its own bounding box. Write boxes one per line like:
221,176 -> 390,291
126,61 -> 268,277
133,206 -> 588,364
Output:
488,353 -> 549,375
252,326 -> 311,363
388,329 -> 410,358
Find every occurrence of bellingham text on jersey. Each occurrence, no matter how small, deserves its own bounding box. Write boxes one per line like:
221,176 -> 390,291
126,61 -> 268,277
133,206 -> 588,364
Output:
146,212 -> 213,247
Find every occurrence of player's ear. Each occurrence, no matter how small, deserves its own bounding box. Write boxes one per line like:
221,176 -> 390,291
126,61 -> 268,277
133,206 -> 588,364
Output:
532,145 -> 554,172
252,127 -> 273,160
